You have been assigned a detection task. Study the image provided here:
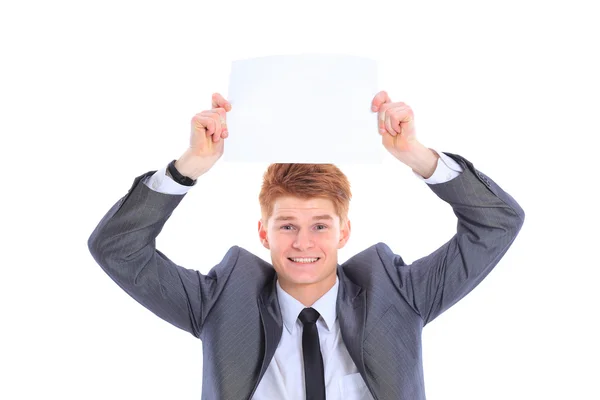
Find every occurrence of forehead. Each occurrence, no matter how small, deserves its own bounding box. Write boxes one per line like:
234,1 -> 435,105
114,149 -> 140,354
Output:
270,196 -> 338,219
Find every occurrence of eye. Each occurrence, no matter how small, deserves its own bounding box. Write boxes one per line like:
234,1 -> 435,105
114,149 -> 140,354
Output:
315,224 -> 328,230
281,225 -> 295,230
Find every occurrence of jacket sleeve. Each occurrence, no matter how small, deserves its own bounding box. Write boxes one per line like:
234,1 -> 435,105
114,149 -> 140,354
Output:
87,171 -> 239,338
377,152 -> 525,326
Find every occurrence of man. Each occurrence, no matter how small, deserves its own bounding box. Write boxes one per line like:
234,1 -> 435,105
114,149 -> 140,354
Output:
88,91 -> 525,399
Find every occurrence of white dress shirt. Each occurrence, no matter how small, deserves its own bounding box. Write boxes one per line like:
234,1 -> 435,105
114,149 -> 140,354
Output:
142,150 -> 463,399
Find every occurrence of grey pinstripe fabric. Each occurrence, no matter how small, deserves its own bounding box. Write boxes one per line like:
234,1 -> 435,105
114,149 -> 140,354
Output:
88,152 -> 525,400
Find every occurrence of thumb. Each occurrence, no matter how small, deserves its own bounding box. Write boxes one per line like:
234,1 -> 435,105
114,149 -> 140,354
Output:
371,90 -> 391,111
212,92 -> 232,111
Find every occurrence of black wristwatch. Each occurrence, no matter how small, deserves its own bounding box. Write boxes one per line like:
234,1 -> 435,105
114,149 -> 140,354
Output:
167,160 -> 197,186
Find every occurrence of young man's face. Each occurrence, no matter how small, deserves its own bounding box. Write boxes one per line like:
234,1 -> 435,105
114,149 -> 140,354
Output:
258,196 -> 351,297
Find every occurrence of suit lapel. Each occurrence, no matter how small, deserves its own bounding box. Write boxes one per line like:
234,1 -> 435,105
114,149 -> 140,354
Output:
336,267 -> 368,380
254,275 -> 283,395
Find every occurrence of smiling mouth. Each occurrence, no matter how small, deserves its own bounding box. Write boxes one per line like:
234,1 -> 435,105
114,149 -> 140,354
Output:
288,257 -> 321,264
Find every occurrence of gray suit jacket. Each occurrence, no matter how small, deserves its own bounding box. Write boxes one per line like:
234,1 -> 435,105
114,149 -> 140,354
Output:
88,152 -> 525,400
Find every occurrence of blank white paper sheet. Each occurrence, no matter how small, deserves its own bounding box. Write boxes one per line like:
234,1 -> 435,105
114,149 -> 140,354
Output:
223,54 -> 382,164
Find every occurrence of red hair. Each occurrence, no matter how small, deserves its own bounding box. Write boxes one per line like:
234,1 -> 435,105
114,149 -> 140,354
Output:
259,164 -> 352,223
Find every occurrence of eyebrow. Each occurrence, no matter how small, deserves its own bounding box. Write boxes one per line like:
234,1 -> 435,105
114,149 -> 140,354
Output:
274,215 -> 334,222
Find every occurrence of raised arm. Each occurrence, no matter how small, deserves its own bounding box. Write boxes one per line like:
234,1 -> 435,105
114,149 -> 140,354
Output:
371,91 -> 525,325
88,93 -> 236,337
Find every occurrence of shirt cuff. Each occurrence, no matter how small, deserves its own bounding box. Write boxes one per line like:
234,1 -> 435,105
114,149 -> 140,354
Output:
143,165 -> 194,195
412,149 -> 464,184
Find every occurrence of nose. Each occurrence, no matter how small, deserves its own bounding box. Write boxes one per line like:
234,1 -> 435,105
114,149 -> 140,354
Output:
292,229 -> 314,251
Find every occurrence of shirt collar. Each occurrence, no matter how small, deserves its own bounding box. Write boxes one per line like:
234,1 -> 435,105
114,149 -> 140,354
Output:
276,275 -> 339,335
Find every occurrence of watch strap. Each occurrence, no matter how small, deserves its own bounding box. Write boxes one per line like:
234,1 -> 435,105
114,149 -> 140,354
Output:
167,160 -> 197,186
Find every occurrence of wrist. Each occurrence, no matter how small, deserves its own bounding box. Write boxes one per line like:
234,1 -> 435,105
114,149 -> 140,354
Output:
167,160 -> 197,186
174,150 -> 211,180
403,141 -> 439,179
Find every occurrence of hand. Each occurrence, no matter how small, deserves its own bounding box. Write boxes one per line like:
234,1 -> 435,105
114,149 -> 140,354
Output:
371,91 -> 439,176
175,92 -> 232,179
371,91 -> 420,160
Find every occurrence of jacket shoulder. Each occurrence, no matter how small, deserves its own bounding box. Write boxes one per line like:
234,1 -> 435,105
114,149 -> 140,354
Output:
339,242 -> 405,282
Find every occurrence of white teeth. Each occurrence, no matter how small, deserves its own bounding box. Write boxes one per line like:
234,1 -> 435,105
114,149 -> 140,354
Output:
290,257 -> 319,263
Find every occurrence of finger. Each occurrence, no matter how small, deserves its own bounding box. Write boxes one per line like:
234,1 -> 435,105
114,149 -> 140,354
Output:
202,113 -> 222,142
209,112 -> 223,142
200,109 -> 225,141
372,91 -> 390,111
378,103 -> 391,135
196,117 -> 215,136
212,93 -> 232,112
192,114 -> 212,135
397,108 -> 415,136
385,113 -> 397,136
389,106 -> 410,136
372,90 -> 391,112
212,107 -> 228,135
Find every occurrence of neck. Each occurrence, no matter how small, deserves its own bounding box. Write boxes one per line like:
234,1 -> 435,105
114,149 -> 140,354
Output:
280,271 -> 337,307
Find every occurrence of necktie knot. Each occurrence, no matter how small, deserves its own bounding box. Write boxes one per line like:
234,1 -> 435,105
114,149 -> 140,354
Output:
299,307 -> 321,325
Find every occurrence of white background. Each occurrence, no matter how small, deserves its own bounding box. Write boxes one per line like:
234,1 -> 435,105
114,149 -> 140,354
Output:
1,0 -> 598,399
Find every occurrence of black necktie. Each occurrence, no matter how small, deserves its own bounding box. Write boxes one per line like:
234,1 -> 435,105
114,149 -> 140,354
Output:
298,307 -> 326,400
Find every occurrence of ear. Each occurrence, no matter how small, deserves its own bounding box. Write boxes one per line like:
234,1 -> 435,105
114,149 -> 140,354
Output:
258,219 -> 270,250
337,219 -> 351,249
